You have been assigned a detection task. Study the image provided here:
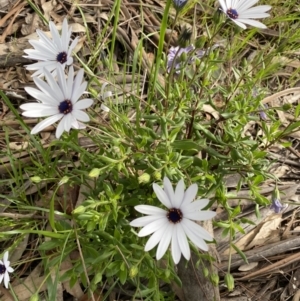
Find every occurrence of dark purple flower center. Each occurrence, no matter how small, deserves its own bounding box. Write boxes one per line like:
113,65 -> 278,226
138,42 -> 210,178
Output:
0,264 -> 6,275
56,51 -> 68,64
58,100 -> 72,114
167,208 -> 183,224
227,8 -> 238,19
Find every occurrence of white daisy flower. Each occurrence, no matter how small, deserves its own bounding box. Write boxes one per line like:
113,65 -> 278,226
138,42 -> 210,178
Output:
130,177 -> 216,264
218,0 -> 271,29
20,65 -> 93,139
0,251 -> 14,289
23,18 -> 78,77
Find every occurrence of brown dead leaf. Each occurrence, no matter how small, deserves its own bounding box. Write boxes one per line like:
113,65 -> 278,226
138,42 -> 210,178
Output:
21,13 -> 42,36
61,257 -> 84,299
238,262 -> 259,272
8,141 -> 29,151
222,214 -> 282,255
0,1 -> 25,43
42,0 -> 59,21
246,214 -> 282,249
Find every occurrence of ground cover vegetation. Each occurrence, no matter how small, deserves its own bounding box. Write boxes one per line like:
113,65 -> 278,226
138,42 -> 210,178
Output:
1,0 -> 300,300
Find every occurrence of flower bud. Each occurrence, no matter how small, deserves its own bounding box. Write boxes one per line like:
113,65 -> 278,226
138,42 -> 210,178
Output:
89,168 -> 101,178
30,294 -> 39,301
282,103 -> 292,111
173,0 -> 188,12
177,26 -> 192,48
210,272 -> 219,286
129,266 -> 138,278
138,173 -> 151,184
153,171 -> 162,180
195,36 -> 206,49
58,176 -> 69,186
72,205 -> 86,215
30,176 -> 42,183
224,273 -> 235,291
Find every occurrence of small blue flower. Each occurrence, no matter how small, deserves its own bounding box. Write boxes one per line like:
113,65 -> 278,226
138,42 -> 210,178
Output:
167,44 -> 219,73
270,186 -> 284,213
259,104 -> 268,120
270,199 -> 284,213
173,0 -> 188,11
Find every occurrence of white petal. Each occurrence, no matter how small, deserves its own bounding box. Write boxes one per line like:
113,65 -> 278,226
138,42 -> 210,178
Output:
134,205 -> 167,216
130,215 -> 165,227
61,18 -> 69,51
218,0 -> 227,11
72,110 -> 90,122
156,223 -> 173,260
3,252 -> 8,264
171,226 -> 181,264
100,104 -> 110,112
183,199 -> 210,212
59,114 -> 70,133
6,267 -> 14,273
236,18 -> 267,28
72,82 -> 88,104
72,69 -> 85,99
49,21 -> 63,51
56,65 -> 68,98
74,68 -> 84,85
225,0 -> 232,10
239,12 -> 270,19
25,62 -> 58,76
35,72 -> 64,102
236,0 -> 258,11
144,227 -> 166,251
182,218 -> 213,242
173,179 -> 185,208
180,183 -> 198,207
24,87 -> 58,104
138,218 -> 169,237
25,41 -> 57,60
67,56 -> 73,66
35,29 -> 58,53
73,99 -> 93,110
56,118 -> 65,138
0,273 -> 4,285
232,19 -> 247,29
153,183 -> 172,208
22,108 -> 59,117
163,177 -> 175,204
4,272 -> 9,289
239,5 -> 271,15
176,224 -> 190,262
182,224 -> 209,251
68,37 -> 79,56
20,102 -> 52,111
70,120 -> 80,129
66,66 -> 74,100
31,114 -> 63,135
184,210 -> 216,221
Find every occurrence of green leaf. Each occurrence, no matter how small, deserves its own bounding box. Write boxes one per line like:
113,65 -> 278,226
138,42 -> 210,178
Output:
233,222 -> 245,234
214,221 -> 230,228
171,140 -> 200,150
231,243 -> 248,264
119,267 -> 127,285
106,261 -> 122,277
240,217 -> 256,225
179,157 -> 194,169
231,205 -> 241,218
